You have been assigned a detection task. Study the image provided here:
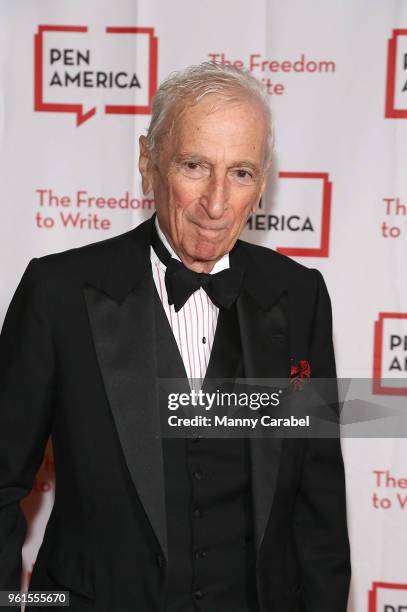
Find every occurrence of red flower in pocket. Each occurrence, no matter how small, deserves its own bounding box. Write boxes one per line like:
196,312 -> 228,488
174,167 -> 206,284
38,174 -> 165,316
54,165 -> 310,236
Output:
290,359 -> 311,390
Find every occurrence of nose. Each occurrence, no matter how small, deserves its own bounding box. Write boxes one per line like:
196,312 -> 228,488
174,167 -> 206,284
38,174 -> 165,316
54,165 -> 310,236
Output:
200,172 -> 229,219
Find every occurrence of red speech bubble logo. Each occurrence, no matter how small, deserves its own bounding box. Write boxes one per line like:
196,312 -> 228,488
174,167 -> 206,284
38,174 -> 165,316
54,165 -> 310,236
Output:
34,25 -> 158,126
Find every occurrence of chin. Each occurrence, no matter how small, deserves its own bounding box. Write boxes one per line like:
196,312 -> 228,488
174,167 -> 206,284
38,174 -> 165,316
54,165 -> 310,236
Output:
189,241 -> 224,263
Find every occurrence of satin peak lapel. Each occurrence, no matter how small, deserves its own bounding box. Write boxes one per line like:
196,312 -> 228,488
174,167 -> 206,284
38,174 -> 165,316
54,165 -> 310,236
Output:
83,219 -> 168,559
232,242 -> 290,555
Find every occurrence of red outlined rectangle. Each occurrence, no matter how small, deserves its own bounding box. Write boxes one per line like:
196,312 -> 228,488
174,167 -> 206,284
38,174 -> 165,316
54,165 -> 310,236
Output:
385,29 -> 407,118
276,172 -> 331,257
34,25 -> 158,125
373,312 -> 407,396
104,27 -> 158,116
369,581 -> 407,612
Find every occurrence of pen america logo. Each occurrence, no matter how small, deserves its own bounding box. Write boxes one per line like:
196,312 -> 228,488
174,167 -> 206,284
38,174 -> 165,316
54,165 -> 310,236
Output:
34,25 -> 158,126
385,29 -> 407,118
369,582 -> 407,611
246,171 -> 332,257
373,312 -> 407,395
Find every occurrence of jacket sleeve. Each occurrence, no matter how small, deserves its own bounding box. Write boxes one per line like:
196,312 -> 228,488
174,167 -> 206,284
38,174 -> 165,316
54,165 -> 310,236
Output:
293,269 -> 351,612
0,258 -> 55,590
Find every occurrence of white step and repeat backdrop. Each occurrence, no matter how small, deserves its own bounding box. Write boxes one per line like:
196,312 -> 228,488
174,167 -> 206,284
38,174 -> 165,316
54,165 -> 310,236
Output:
1,1 -> 406,610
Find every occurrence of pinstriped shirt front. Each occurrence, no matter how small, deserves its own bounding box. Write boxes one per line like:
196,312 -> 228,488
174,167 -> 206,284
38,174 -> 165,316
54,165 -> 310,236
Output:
150,216 -> 229,387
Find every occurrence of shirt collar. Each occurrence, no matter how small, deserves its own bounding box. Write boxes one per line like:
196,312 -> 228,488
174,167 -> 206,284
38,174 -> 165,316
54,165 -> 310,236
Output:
154,215 -> 230,274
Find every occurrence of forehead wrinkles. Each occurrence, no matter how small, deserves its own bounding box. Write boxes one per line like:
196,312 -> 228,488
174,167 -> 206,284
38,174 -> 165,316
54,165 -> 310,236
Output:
160,93 -> 265,157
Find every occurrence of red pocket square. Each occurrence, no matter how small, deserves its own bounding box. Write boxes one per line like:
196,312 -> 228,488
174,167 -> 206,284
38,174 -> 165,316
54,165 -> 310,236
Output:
290,359 -> 311,390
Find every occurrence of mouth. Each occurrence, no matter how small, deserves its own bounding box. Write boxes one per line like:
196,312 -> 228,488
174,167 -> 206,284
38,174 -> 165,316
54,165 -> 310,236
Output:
194,227 -> 228,244
190,220 -> 229,234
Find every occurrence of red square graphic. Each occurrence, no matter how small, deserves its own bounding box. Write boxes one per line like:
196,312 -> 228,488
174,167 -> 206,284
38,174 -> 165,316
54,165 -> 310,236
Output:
369,581 -> 407,612
373,312 -> 407,396
276,172 -> 332,258
385,29 -> 407,118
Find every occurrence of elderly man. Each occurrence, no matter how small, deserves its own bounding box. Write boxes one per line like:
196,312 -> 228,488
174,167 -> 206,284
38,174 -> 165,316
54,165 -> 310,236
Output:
0,63 -> 350,611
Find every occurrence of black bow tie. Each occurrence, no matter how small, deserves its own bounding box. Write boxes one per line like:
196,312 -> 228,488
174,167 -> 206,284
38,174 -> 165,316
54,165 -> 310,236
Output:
151,221 -> 244,312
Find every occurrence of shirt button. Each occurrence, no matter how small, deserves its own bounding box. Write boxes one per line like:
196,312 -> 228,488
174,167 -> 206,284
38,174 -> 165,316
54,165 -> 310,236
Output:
193,589 -> 204,600
202,336 -> 206,344
194,548 -> 207,560
156,553 -> 166,568
193,469 -> 203,481
193,508 -> 202,518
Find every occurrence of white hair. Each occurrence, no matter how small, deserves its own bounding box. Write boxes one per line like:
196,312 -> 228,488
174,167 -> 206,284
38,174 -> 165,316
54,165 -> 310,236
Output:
146,61 -> 274,167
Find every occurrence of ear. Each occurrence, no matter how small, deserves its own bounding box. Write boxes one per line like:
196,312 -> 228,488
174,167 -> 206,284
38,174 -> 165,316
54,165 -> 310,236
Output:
138,135 -> 154,195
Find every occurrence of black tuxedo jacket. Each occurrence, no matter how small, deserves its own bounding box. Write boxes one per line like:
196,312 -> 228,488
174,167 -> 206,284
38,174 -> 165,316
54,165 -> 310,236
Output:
0,216 -> 350,612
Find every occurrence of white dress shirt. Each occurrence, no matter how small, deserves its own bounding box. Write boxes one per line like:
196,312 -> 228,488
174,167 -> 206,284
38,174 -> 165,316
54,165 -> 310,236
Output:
150,216 -> 229,387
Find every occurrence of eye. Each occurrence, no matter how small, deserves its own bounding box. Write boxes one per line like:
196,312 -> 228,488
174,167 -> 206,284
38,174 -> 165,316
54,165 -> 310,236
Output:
179,160 -> 209,179
231,168 -> 256,185
237,169 -> 252,178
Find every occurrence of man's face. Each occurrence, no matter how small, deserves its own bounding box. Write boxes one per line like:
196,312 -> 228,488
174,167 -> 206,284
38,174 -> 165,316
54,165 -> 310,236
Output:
139,94 -> 270,271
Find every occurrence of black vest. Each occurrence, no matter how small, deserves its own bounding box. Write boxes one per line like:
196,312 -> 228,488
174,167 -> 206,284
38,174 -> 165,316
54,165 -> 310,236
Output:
154,289 -> 258,612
